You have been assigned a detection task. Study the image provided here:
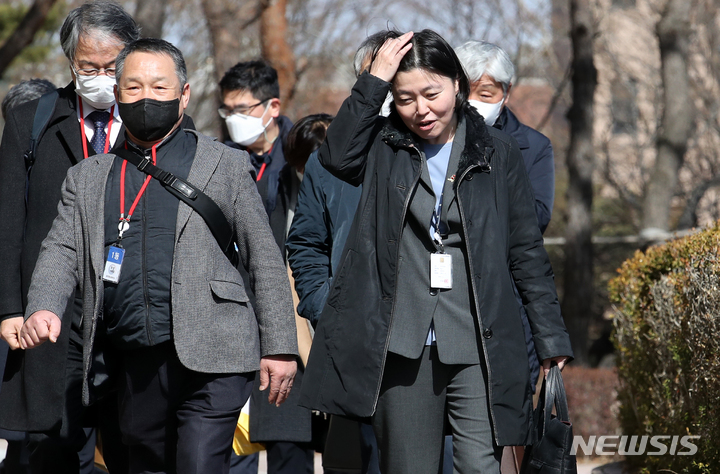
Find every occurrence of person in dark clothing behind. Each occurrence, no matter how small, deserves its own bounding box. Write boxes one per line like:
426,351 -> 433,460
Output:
219,61 -> 313,474
456,40 -> 556,393
219,60 -> 294,251
455,39 -> 556,474
287,32 -> 405,474
0,3 -> 140,473
283,114 -> 334,239
1,79 -> 56,120
455,41 -> 554,234
0,77 -> 56,474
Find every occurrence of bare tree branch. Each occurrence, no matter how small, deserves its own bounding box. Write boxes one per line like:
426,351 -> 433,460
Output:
536,62 -> 571,133
0,0 -> 59,78
260,0 -> 297,104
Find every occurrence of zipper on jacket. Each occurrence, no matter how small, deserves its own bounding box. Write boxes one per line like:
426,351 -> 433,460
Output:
455,163 -> 500,441
372,144 -> 423,413
142,150 -> 153,346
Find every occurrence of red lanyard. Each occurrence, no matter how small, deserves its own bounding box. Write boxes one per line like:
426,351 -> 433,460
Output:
78,100 -> 115,159
255,142 -> 274,182
117,143 -> 157,240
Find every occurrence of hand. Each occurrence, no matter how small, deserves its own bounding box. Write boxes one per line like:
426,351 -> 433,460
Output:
19,310 -> 61,349
259,354 -> 297,407
1,317 -> 25,350
369,31 -> 414,83
541,356 -> 569,377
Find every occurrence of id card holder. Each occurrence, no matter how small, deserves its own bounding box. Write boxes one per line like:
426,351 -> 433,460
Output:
102,245 -> 125,283
430,253 -> 452,289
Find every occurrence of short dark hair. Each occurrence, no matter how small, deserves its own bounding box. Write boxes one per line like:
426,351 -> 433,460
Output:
219,60 -> 280,101
396,29 -> 470,111
354,29 -> 402,77
2,79 -> 56,120
115,38 -> 187,89
283,113 -> 333,169
60,1 -> 140,62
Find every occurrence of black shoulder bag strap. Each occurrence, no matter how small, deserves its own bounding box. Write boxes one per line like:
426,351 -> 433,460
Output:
24,90 -> 59,203
113,147 -> 239,267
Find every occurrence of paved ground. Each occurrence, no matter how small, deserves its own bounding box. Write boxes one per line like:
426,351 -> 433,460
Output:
0,441 -> 620,473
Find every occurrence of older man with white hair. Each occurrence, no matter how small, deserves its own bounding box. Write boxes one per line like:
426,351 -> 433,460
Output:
456,39 -> 555,390
455,40 -> 555,234
454,39 -> 555,474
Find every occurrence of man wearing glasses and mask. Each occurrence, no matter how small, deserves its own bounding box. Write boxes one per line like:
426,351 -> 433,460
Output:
219,60 -> 296,252
219,62 -> 314,474
0,2 -> 139,473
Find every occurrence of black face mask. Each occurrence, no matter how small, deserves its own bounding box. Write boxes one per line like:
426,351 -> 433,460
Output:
118,98 -> 180,142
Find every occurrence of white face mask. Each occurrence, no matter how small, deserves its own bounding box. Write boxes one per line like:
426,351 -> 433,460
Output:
469,98 -> 504,127
225,105 -> 272,147
74,74 -> 116,110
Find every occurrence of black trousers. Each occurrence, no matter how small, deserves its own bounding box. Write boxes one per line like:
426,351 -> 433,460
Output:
229,442 -> 314,474
26,338 -> 126,474
118,342 -> 254,474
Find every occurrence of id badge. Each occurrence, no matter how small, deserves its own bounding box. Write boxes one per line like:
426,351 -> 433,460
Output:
102,246 -> 125,283
430,253 -> 452,289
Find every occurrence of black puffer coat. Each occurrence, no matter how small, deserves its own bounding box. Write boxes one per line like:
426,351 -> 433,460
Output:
298,73 -> 572,446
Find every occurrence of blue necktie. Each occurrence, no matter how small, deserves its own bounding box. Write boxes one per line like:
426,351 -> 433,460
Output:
88,110 -> 110,154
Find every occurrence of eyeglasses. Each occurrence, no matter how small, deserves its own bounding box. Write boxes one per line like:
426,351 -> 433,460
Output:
218,99 -> 269,119
72,66 -> 116,78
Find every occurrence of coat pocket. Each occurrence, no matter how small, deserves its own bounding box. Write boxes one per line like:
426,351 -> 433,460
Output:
209,280 -> 250,303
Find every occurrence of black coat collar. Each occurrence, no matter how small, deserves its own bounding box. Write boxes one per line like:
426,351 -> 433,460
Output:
379,103 -> 494,181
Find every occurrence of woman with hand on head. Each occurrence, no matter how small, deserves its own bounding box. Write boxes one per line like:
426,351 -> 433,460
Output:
299,29 -> 573,474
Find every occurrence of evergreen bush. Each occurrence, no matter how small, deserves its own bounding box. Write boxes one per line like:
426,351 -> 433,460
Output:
609,223 -> 720,473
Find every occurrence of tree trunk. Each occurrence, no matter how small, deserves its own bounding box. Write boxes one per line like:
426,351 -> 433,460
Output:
199,0 -> 261,138
640,0 -> 693,234
260,0 -> 296,105
561,0 -> 597,366
200,0 -> 260,82
0,0 -> 59,78
136,1 -> 166,39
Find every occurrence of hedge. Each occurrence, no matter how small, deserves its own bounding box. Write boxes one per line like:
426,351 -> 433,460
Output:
609,223 -> 720,473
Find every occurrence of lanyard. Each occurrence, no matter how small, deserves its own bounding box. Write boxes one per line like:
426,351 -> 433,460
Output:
432,193 -> 445,253
255,142 -> 275,182
78,100 -> 115,159
117,143 -> 158,242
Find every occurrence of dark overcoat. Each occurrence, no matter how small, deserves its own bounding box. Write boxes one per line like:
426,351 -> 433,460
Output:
236,116 -> 313,443
298,73 -> 573,446
497,107 -> 555,234
0,83 -> 92,431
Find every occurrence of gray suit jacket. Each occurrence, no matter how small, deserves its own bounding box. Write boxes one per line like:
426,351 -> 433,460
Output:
26,130 -> 298,405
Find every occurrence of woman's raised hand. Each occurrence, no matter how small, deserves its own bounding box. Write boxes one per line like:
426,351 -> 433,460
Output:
369,31 -> 414,83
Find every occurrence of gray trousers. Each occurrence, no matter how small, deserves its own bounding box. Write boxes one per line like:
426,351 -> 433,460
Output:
372,346 -> 502,474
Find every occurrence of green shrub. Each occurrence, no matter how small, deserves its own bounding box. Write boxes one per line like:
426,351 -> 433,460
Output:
609,223 -> 720,473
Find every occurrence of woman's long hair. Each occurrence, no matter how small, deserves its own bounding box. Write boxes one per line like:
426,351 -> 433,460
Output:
395,29 -> 470,111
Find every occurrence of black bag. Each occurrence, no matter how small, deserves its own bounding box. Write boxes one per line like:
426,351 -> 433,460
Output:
520,363 -> 577,474
322,415 -> 363,473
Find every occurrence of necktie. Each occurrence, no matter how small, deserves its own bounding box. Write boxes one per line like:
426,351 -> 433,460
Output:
87,110 -> 110,154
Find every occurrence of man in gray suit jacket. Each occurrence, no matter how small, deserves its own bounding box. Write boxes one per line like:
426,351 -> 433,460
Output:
19,38 -> 298,474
